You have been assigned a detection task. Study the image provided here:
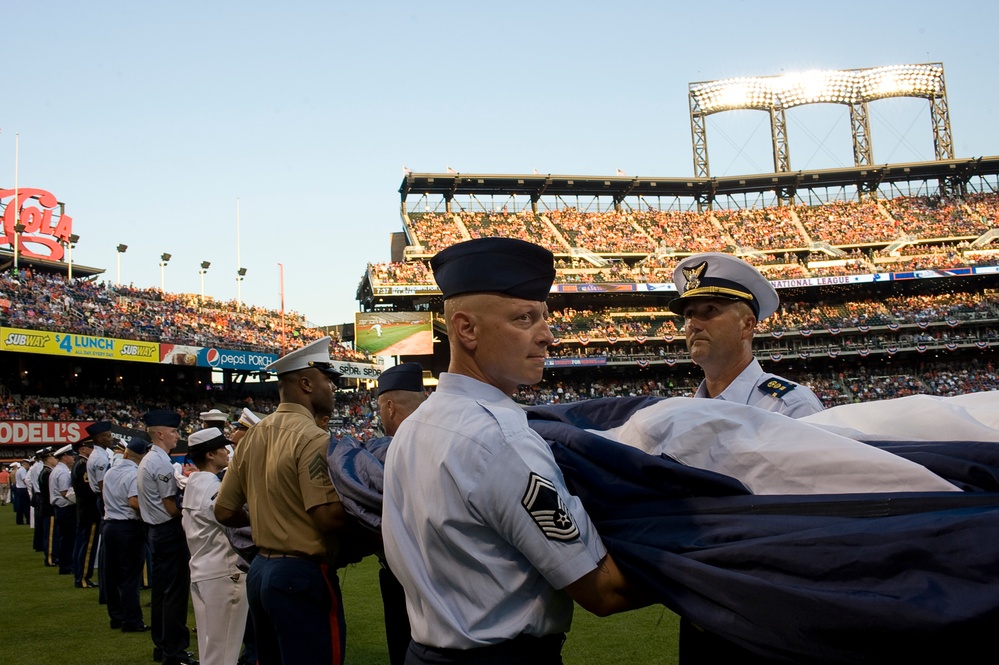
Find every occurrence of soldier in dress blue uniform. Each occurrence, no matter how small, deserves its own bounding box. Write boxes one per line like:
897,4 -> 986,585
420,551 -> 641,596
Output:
71,437 -> 100,588
103,437 -> 151,632
382,238 -> 646,665
50,444 -> 79,577
138,409 -> 197,665
670,252 -> 824,419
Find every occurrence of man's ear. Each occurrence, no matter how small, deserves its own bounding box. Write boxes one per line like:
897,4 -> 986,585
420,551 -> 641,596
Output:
452,310 -> 478,351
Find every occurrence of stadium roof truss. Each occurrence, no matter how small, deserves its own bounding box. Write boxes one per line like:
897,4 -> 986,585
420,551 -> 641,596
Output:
688,63 -> 954,196
398,156 -> 999,214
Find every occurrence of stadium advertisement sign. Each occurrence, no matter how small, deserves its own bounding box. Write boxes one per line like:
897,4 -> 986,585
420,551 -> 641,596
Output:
332,361 -> 382,379
0,187 -> 74,261
197,347 -> 277,371
0,421 -> 86,447
544,357 -> 607,368
0,326 -> 159,363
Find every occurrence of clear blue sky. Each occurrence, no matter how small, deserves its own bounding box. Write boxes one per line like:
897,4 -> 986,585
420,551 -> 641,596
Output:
3,1 -> 997,326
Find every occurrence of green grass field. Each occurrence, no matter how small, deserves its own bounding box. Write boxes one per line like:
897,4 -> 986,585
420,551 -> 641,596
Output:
0,504 -> 679,664
356,323 -> 426,356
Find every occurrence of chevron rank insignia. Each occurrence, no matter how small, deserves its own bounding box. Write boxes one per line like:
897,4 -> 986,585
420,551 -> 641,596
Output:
522,472 -> 579,541
758,377 -> 798,398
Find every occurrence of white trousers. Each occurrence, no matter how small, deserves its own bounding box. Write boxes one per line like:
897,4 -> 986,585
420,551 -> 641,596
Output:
191,573 -> 249,665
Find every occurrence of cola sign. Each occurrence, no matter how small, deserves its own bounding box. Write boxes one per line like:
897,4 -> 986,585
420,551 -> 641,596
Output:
1,188 -> 74,261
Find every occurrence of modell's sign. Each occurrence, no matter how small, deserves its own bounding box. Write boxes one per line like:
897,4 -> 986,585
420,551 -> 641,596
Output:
1,188 -> 74,261
0,421 -> 85,446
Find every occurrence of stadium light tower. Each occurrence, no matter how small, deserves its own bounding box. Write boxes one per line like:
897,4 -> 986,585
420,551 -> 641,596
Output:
159,252 -> 171,291
13,223 -> 25,273
116,244 -> 128,284
65,234 -> 80,280
236,267 -> 247,308
688,63 -> 952,200
199,261 -> 211,301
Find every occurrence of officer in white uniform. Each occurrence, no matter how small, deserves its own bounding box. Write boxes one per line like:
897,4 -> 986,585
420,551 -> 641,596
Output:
382,238 -> 643,664
182,427 -> 248,665
670,252 -> 824,419
137,409 -> 196,665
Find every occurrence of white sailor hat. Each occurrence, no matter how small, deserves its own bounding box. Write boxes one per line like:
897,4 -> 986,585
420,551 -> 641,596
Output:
200,409 -> 228,423
669,252 -> 779,320
235,408 -> 261,430
186,428 -> 230,456
54,444 -> 75,458
264,338 -> 342,377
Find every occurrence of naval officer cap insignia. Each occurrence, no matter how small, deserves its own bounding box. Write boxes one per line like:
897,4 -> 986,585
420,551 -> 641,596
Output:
264,337 -> 342,378
668,252 -> 780,320
143,409 -> 182,428
521,472 -> 579,542
186,428 -> 230,455
235,407 -> 261,430
85,421 -> 113,437
377,362 -> 425,396
430,237 -> 555,301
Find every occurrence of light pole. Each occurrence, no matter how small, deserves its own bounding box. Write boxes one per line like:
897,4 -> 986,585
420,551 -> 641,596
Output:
199,261 -> 211,301
13,223 -> 25,273
236,267 -> 247,308
116,244 -> 127,285
66,234 -> 79,280
159,253 -> 171,291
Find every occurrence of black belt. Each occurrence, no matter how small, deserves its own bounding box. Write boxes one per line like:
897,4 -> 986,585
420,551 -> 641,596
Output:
256,548 -> 328,564
410,633 -> 566,664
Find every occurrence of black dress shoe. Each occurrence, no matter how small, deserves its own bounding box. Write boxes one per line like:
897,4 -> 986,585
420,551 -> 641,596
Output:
109,621 -> 122,630
163,653 -> 199,665
121,623 -> 150,632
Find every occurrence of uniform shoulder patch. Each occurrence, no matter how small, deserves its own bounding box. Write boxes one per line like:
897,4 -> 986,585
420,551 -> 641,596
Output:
521,472 -> 579,542
758,377 -> 798,399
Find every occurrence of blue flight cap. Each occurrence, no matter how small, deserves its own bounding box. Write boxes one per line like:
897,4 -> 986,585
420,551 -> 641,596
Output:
143,409 -> 182,428
669,252 -> 780,320
377,362 -> 425,396
126,438 -> 151,454
85,421 -> 113,436
264,338 -> 342,377
430,238 -> 555,301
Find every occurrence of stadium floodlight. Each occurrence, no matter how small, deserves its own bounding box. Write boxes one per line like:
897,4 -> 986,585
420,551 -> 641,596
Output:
116,244 -> 128,285
12,223 -> 25,273
199,261 -> 211,300
65,234 -> 80,280
690,63 -> 946,115
159,253 -> 171,291
689,63 -> 950,180
236,267 -> 247,308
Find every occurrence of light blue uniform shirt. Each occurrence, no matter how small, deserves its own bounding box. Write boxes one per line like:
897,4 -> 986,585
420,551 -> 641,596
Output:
694,358 -> 824,419
137,446 -> 178,525
383,373 -> 607,649
50,463 -> 73,507
103,459 -> 140,521
87,446 -> 110,493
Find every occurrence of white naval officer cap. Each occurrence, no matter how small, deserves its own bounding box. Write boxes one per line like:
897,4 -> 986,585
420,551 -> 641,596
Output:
186,428 -> 230,455
54,444 -> 75,458
200,408 -> 228,423
264,337 -> 342,378
669,252 -> 780,320
235,407 -> 261,430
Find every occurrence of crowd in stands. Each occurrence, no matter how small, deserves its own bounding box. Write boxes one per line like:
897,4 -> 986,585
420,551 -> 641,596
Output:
0,270 -> 327,355
376,192 -> 999,293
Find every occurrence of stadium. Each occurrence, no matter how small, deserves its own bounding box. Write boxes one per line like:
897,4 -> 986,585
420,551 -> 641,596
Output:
4,62 -> 999,663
